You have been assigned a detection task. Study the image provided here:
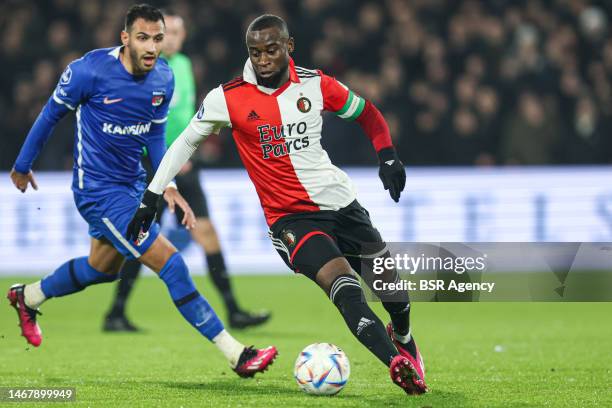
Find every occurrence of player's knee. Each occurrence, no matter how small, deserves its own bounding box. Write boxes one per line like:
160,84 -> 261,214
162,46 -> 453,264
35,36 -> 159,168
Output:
88,257 -> 123,276
315,257 -> 354,295
77,257 -> 118,284
140,235 -> 178,273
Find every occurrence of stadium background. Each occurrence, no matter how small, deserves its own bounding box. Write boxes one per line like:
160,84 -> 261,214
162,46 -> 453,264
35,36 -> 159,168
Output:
2,0 -> 611,169
1,0 -> 612,275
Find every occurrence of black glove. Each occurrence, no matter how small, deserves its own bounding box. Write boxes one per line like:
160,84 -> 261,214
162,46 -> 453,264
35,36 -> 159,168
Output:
127,189 -> 161,242
378,147 -> 406,202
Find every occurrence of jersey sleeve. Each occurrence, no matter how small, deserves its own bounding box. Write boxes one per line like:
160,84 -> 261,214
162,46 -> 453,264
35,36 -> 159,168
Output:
13,57 -> 92,173
147,85 -> 230,194
320,73 -> 366,121
52,57 -> 94,110
189,85 -> 231,135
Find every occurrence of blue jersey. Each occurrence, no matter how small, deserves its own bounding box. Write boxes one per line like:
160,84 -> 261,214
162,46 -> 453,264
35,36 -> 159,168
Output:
14,46 -> 174,193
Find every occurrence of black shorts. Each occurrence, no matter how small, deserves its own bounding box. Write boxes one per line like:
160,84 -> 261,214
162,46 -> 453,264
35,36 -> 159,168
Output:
171,166 -> 209,219
142,159 -> 210,224
269,200 -> 387,281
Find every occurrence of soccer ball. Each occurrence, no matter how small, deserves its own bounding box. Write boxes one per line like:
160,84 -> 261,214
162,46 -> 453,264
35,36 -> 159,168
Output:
293,343 -> 350,396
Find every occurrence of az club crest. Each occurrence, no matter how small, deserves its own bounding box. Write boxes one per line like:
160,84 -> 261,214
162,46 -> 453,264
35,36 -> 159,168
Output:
152,91 -> 165,106
297,97 -> 311,113
281,229 -> 297,247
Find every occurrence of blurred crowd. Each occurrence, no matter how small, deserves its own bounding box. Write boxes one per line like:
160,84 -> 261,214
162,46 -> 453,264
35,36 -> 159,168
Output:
1,0 -> 611,170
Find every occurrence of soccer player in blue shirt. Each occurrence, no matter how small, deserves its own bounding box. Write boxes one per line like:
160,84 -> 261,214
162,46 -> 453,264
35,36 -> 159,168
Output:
6,4 -> 277,377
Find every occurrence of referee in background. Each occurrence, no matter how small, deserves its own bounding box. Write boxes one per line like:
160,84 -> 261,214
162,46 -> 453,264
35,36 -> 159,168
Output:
103,9 -> 270,331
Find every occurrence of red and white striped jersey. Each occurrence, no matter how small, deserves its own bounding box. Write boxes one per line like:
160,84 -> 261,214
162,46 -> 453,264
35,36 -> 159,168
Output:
190,58 -> 367,226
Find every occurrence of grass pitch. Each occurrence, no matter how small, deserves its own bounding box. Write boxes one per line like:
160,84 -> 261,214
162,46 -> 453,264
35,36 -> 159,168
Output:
1,275 -> 610,407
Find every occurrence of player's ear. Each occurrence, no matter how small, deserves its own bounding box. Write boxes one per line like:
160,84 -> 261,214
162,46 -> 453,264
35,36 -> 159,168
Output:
120,30 -> 129,47
287,37 -> 295,53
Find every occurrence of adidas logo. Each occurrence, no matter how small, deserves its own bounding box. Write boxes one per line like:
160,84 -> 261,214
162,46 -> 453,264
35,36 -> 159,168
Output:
247,110 -> 260,121
356,317 -> 374,335
385,160 -> 395,166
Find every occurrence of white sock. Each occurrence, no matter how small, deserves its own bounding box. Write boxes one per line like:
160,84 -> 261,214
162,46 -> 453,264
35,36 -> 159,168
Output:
394,328 -> 412,344
24,281 -> 46,309
212,330 -> 244,368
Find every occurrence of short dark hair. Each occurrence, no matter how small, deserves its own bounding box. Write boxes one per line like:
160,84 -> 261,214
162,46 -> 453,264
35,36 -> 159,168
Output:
124,4 -> 165,32
246,14 -> 289,38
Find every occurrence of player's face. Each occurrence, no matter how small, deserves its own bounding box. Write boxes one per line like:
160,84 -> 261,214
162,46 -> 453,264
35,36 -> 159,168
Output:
247,27 -> 294,88
162,15 -> 186,57
122,18 -> 165,75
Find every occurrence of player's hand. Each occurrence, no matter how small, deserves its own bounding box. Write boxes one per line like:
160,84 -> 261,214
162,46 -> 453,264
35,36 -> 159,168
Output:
377,147 -> 406,202
10,168 -> 38,193
163,186 -> 196,230
127,189 -> 161,242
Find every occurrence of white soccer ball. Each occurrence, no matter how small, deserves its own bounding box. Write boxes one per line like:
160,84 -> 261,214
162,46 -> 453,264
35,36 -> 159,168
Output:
294,343 -> 350,396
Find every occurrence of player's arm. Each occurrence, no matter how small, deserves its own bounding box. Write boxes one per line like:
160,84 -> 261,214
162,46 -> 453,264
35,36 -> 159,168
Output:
146,129 -> 196,231
321,73 -> 406,202
148,85 -> 230,194
143,76 -> 196,231
12,59 -> 92,193
127,86 -> 230,240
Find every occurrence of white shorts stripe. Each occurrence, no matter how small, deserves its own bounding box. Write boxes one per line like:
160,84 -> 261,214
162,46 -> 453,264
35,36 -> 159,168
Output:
151,117 -> 168,124
102,217 -> 141,258
271,241 -> 290,257
75,106 -> 84,189
270,235 -> 291,259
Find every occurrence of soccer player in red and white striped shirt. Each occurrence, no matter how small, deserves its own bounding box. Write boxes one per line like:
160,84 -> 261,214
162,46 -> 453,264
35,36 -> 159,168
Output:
129,14 -> 427,395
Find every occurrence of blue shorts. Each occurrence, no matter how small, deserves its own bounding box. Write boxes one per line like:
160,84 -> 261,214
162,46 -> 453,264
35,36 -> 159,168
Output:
73,182 -> 161,260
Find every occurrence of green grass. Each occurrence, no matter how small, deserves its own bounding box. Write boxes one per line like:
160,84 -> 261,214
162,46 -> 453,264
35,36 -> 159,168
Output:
1,275 -> 611,407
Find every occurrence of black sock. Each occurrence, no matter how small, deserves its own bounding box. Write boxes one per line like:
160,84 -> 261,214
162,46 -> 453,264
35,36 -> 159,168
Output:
206,252 -> 239,315
108,259 -> 140,317
330,274 -> 399,366
359,256 -> 411,337
382,298 -> 411,337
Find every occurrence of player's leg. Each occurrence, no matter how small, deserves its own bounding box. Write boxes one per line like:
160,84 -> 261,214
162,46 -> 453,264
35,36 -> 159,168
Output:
137,233 -> 277,376
334,201 -> 412,337
7,237 -> 123,347
175,168 -> 270,328
24,237 -> 123,306
336,200 -> 427,394
346,251 -> 412,347
190,217 -> 270,328
103,173 -> 166,332
103,258 -> 141,331
270,221 -> 398,366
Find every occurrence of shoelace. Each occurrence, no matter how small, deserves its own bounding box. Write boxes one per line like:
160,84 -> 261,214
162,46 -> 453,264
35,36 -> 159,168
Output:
237,346 -> 257,366
25,307 -> 42,323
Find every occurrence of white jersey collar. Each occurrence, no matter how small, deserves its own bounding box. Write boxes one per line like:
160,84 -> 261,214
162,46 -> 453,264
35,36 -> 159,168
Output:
108,46 -> 122,59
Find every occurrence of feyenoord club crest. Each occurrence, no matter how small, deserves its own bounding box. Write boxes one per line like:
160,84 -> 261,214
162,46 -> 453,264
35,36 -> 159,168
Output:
152,91 -> 165,106
297,97 -> 311,113
281,229 -> 297,247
